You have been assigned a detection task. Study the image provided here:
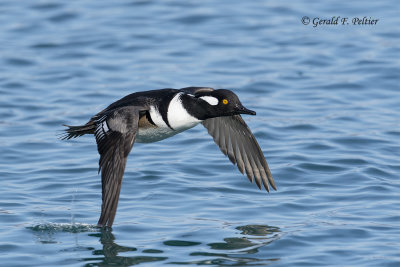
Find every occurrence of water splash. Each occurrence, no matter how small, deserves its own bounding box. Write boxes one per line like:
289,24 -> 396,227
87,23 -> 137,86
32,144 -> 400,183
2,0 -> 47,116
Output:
28,222 -> 99,233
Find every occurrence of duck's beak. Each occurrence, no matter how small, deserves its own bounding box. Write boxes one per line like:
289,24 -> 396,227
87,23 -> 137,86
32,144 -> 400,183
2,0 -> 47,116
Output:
236,104 -> 256,115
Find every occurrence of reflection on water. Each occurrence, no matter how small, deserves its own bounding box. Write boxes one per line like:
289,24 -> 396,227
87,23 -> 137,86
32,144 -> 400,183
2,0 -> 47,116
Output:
29,223 -> 167,266
28,224 -> 280,266
84,230 -> 167,266
176,225 -> 281,266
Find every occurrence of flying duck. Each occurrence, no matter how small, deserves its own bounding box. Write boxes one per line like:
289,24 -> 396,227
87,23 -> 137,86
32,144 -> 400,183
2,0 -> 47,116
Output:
62,87 -> 276,227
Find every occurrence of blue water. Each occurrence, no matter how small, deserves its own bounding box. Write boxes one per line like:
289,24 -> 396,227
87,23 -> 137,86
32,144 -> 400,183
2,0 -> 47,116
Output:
1,0 -> 399,266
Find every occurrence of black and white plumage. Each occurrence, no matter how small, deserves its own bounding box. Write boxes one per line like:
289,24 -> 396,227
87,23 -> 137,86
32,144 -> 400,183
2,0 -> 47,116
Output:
62,87 -> 276,228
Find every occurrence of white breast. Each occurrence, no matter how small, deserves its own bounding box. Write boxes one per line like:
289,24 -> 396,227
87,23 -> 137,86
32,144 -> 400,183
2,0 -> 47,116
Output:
167,93 -> 201,130
136,94 -> 200,143
136,105 -> 174,143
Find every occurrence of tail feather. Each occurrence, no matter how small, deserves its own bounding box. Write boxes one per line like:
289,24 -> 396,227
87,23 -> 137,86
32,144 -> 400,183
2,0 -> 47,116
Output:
61,121 -> 96,140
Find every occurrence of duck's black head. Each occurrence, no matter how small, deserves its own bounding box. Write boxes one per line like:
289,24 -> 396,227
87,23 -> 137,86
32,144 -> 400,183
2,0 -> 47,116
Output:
193,89 -> 256,119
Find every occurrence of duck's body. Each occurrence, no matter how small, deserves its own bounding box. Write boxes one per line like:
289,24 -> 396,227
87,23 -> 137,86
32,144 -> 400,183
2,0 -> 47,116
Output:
63,87 -> 276,228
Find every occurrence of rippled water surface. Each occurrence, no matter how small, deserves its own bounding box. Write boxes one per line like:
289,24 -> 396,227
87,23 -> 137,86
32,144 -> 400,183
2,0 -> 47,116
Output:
1,0 -> 399,266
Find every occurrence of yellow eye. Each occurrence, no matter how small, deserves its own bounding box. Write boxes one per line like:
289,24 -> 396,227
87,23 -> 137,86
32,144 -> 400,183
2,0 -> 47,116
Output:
222,99 -> 228,105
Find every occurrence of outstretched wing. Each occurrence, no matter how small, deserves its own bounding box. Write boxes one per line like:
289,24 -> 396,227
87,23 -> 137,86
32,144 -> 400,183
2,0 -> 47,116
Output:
94,106 -> 141,227
202,115 -> 276,192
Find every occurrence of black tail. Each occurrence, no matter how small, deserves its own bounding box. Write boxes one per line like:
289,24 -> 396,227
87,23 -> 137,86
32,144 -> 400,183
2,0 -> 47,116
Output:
61,121 -> 96,140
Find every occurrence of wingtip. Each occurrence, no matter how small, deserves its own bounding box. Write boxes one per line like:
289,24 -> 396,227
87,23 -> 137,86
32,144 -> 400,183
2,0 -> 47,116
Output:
269,176 -> 277,191
263,182 -> 270,192
255,178 -> 262,189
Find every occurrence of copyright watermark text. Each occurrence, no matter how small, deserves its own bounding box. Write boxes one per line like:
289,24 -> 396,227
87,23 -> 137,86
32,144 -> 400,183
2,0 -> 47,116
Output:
301,16 -> 379,27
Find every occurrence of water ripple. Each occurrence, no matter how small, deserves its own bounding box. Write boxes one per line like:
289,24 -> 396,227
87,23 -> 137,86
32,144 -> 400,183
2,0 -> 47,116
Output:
0,0 -> 399,266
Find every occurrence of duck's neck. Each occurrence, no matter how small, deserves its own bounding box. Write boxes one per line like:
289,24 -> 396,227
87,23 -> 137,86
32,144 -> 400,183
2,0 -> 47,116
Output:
179,93 -> 213,121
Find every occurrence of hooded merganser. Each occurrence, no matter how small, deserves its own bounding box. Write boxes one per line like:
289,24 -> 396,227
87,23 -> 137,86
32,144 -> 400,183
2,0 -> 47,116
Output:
63,87 -> 276,227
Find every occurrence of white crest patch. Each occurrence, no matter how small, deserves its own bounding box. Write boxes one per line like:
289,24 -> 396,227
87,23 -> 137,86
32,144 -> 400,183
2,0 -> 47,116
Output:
200,96 -> 219,106
168,93 -> 201,130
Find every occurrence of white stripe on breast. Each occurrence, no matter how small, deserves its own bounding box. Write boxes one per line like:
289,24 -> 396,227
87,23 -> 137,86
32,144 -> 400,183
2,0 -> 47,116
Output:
167,93 -> 201,130
149,105 -> 168,128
